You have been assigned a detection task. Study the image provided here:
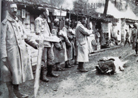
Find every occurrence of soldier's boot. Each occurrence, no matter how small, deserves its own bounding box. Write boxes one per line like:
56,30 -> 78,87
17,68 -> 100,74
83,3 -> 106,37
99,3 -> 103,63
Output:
77,62 -> 88,72
70,59 -> 75,67
6,82 -> 17,98
13,84 -> 28,98
55,63 -> 65,71
75,61 -> 79,65
47,66 -> 59,77
135,49 -> 138,54
77,62 -> 83,69
65,61 -> 71,68
40,67 -> 49,82
74,56 -> 78,65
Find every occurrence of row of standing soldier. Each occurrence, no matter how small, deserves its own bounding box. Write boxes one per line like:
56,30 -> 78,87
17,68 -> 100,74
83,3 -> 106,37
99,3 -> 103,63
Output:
131,24 -> 138,54
0,2 -> 93,98
124,24 -> 138,54
2,2 -> 137,98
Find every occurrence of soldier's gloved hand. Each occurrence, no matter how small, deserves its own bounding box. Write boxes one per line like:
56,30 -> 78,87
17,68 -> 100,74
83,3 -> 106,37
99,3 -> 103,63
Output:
2,57 -> 7,65
57,47 -> 62,51
38,39 -> 44,49
25,39 -> 38,49
59,31 -> 67,39
55,47 -> 61,51
54,43 -> 62,51
62,34 -> 68,39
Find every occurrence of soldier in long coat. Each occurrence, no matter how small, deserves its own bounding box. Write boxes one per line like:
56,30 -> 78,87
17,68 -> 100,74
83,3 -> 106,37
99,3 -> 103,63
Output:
87,21 -> 93,53
1,3 -> 38,98
132,25 -> 138,50
75,17 -> 92,72
133,23 -> 138,54
52,26 -> 65,71
34,8 -> 59,82
67,27 -> 75,66
58,26 -> 72,68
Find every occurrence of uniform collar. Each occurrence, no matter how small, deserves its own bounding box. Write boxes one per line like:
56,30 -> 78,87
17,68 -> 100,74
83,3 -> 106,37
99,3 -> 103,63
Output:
77,21 -> 83,27
7,13 -> 19,22
77,21 -> 81,24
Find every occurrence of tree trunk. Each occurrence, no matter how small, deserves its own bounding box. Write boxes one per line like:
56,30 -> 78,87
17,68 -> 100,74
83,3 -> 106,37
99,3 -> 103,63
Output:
103,0 -> 109,16
115,0 -> 116,6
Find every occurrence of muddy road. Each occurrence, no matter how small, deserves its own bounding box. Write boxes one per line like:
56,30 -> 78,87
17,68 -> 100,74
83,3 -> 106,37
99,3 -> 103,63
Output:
1,45 -> 138,98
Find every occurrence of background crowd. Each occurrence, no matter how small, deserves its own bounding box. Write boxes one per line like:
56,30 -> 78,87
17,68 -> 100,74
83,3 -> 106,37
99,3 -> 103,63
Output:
1,1 -> 138,98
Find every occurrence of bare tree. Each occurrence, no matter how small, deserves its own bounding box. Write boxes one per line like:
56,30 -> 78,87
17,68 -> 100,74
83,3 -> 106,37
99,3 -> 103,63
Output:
115,0 -> 116,6
103,0 -> 109,16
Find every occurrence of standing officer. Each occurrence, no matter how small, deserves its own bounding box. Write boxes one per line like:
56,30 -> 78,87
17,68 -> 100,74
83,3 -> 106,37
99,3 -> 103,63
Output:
133,23 -> 138,54
1,2 -> 38,98
75,16 -> 93,72
124,29 -> 130,46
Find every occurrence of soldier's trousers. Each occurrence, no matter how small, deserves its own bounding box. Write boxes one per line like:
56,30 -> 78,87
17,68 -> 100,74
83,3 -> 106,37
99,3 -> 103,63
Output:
42,47 -> 54,67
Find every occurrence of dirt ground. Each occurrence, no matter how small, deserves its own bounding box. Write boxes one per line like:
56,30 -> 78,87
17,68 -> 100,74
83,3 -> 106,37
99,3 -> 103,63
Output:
0,45 -> 138,98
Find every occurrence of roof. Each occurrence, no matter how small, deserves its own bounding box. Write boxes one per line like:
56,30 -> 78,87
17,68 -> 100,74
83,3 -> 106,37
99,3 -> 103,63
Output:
6,0 -> 67,13
96,1 -> 138,20
14,0 -> 50,5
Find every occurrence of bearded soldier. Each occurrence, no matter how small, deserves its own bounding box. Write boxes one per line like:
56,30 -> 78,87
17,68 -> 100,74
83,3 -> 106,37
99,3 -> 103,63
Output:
1,2 -> 38,98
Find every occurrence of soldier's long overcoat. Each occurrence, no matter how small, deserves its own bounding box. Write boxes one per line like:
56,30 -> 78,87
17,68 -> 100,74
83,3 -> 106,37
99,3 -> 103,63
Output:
1,15 -> 33,84
75,22 -> 92,62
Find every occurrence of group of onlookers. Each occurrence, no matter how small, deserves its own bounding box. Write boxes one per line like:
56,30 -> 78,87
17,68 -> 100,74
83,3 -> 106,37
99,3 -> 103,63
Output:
1,2 -> 138,98
0,2 -> 94,98
124,23 -> 138,54
35,7 -> 95,82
